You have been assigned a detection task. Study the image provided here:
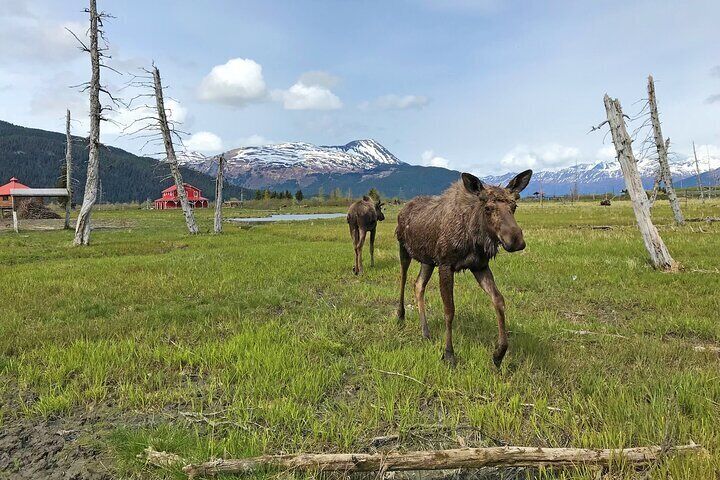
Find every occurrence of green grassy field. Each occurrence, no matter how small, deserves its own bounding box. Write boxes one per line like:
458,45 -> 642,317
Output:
1,200 -> 719,479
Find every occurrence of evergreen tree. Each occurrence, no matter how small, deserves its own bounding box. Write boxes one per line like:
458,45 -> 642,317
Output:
255,189 -> 263,200
284,190 -> 292,199
367,187 -> 381,202
295,190 -> 304,201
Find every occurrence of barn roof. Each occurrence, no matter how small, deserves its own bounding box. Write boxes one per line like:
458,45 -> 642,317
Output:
162,183 -> 201,194
0,177 -> 30,196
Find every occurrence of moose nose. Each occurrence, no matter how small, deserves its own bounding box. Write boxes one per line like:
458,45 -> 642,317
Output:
502,234 -> 525,252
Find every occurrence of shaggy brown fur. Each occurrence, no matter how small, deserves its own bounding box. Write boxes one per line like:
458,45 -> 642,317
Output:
396,170 -> 532,367
347,196 -> 385,274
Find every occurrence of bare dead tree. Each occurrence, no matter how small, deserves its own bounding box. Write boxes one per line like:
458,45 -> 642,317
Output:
64,109 -> 73,229
604,94 -> 676,271
214,154 -> 225,234
692,141 -> 705,203
648,168 -> 660,208
152,66 -> 198,234
69,0 -> 120,245
647,75 -> 684,225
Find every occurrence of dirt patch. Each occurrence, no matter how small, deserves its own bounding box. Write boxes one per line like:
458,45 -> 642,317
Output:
0,411 -> 124,479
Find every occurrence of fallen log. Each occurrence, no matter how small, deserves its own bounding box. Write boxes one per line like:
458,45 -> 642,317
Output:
182,444 -> 703,478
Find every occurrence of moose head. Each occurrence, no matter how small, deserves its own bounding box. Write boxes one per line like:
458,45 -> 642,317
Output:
461,170 -> 533,252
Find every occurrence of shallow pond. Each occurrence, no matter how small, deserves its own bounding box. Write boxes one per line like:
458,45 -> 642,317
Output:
228,213 -> 346,223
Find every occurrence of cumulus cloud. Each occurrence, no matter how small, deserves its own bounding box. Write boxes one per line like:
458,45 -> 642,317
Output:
185,131 -> 223,152
359,94 -> 429,111
596,144 -> 617,162
421,150 -> 450,168
237,134 -> 272,147
705,94 -> 720,104
198,58 -> 267,106
500,144 -> 581,171
273,73 -> 342,110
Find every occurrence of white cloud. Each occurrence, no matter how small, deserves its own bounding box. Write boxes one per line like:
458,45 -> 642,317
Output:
274,83 -> 342,111
237,134 -> 272,147
500,144 -> 581,171
596,144 -> 617,162
360,94 -> 429,111
272,71 -> 342,110
185,131 -> 223,152
198,58 -> 267,106
421,150 -> 450,168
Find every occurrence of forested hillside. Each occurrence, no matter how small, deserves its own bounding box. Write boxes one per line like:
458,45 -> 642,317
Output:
0,120 -> 249,203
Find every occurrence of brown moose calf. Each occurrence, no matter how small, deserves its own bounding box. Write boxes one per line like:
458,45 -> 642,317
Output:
396,170 -> 532,367
347,196 -> 385,274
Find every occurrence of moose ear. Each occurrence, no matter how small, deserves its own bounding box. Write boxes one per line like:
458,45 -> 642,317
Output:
506,169 -> 532,193
362,195 -> 371,201
461,173 -> 484,193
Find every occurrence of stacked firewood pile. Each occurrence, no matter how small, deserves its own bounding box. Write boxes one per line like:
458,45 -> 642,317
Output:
17,198 -> 61,220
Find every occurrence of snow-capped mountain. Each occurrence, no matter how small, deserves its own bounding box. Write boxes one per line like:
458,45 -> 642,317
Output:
179,139 -> 403,189
481,153 -> 720,195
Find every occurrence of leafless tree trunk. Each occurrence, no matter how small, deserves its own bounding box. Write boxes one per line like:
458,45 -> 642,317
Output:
692,141 -> 705,203
181,444 -> 703,477
64,109 -> 73,229
604,95 -> 676,271
648,169 -> 660,208
647,75 -> 684,225
73,0 -> 101,245
152,65 -> 199,234
214,154 -> 225,234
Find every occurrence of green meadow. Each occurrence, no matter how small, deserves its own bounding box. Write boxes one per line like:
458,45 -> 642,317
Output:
1,199 -> 719,478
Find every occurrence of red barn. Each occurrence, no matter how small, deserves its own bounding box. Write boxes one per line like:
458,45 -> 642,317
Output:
0,177 -> 30,208
154,183 -> 209,210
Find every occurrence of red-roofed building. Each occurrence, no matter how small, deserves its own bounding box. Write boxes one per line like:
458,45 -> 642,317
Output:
154,183 -> 209,210
0,177 -> 30,208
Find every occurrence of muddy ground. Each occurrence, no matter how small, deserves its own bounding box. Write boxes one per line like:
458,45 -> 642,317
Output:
0,409 -> 129,479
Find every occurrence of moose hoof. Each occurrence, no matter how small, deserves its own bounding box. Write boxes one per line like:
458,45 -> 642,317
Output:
352,267 -> 358,275
492,345 -> 508,368
397,310 -> 405,322
422,328 -> 431,341
442,350 -> 457,368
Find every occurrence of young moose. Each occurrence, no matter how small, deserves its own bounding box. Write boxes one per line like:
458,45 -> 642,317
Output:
396,170 -> 532,367
347,196 -> 385,274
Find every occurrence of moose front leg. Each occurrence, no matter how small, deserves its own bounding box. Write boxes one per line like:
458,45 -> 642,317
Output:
438,265 -> 456,366
472,268 -> 508,367
369,228 -> 376,267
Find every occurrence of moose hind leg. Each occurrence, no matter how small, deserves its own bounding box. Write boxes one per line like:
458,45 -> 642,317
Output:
397,243 -> 411,321
356,229 -> 367,274
438,265 -> 456,366
350,225 -> 360,274
473,268 -> 508,367
415,263 -> 434,340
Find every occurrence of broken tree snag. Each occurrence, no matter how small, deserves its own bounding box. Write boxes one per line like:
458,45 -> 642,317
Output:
647,75 -> 684,225
152,65 -> 199,234
64,109 -> 73,230
214,154 -> 225,234
604,95 -> 677,271
181,444 -> 704,478
692,141 -> 705,203
73,0 -> 102,246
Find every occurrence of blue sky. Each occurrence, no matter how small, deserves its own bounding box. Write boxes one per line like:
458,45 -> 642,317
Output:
1,0 -> 719,174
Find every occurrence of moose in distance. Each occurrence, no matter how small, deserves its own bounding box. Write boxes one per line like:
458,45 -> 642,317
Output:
396,170 -> 533,367
347,195 -> 385,275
